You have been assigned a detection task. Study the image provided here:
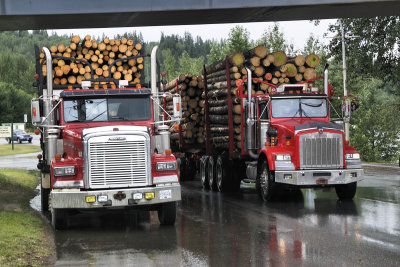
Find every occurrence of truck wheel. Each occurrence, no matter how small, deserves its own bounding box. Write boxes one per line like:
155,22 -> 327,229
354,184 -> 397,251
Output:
208,156 -> 218,191
335,182 -> 357,200
177,158 -> 186,181
158,202 -> 177,225
185,157 -> 196,181
29,139 -> 32,143
216,156 -> 229,192
41,187 -> 50,212
52,208 -> 68,230
256,158 -> 276,202
7,138 -> 11,144
200,156 -> 210,189
17,138 -> 21,143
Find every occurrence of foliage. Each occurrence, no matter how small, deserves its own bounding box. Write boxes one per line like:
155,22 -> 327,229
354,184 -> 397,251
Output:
350,79 -> 400,161
258,23 -> 296,55
0,82 -> 32,124
0,169 -> 52,267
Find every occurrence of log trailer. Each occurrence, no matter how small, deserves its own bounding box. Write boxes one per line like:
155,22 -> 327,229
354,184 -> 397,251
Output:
31,46 -> 182,229
172,59 -> 364,201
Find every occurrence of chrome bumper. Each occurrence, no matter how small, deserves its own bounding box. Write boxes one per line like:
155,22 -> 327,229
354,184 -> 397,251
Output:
50,184 -> 181,209
275,169 -> 364,186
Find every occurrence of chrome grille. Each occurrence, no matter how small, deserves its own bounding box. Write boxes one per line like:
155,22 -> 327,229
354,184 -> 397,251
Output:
88,135 -> 149,188
299,132 -> 343,169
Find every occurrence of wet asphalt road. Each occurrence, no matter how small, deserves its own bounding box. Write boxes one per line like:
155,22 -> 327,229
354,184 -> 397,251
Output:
1,140 -> 399,266
48,167 -> 399,266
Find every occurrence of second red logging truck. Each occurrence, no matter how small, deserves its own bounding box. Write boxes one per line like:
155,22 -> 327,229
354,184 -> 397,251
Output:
31,45 -> 182,229
173,61 -> 364,201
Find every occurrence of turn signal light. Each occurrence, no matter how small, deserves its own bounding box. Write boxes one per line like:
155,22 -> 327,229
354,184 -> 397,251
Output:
111,84 -> 116,89
173,124 -> 179,130
103,84 -> 107,89
165,149 -> 172,156
136,84 -> 141,88
34,73 -> 39,79
94,84 -> 99,89
345,140 -> 350,145
55,154 -> 62,161
32,107 -> 37,116
34,129 -> 40,135
37,154 -> 42,159
176,103 -> 180,111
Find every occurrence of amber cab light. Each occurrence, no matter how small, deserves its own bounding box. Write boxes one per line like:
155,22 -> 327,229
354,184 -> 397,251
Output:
37,154 -> 42,159
173,124 -> 179,130
345,140 -> 350,145
34,129 -> 41,135
55,154 -> 62,161
34,73 -> 39,79
165,149 -> 172,156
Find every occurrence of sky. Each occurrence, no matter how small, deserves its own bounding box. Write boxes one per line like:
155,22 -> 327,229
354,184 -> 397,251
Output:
51,19 -> 336,51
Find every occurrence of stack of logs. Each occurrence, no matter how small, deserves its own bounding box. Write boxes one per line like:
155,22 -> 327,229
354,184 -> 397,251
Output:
203,46 -> 320,152
164,74 -> 205,147
40,35 -> 144,86
202,52 -> 246,150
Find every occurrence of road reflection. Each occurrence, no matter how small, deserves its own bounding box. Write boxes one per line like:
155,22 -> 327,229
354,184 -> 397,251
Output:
48,174 -> 399,266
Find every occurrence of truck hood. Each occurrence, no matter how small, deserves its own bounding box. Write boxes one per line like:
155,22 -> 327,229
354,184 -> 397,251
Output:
271,119 -> 343,137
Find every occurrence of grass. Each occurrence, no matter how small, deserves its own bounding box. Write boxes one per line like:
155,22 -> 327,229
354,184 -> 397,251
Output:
0,169 -> 53,267
0,144 -> 41,156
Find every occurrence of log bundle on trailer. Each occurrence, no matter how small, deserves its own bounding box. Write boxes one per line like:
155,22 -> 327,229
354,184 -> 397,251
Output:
202,46 -> 320,153
164,74 -> 205,148
39,35 -> 144,87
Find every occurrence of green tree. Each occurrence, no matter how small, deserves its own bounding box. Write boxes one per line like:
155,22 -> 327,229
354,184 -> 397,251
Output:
258,23 -> 295,54
224,26 -> 253,55
351,79 -> 400,161
0,82 -> 32,124
162,49 -> 178,81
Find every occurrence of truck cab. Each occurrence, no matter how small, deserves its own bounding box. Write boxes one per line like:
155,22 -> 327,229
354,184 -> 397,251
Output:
245,68 -> 364,201
32,46 -> 182,229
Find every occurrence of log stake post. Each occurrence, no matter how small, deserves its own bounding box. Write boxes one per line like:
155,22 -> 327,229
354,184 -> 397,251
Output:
176,78 -> 184,150
203,65 -> 213,156
225,56 -> 234,158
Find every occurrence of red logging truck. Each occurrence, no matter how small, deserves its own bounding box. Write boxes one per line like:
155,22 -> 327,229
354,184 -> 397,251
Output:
31,45 -> 182,229
171,60 -> 364,201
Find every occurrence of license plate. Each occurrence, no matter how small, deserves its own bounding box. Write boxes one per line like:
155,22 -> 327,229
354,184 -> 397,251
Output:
316,178 -> 328,185
159,189 -> 172,200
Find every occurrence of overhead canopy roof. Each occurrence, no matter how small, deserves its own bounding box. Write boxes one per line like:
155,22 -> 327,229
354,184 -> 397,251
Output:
0,0 -> 399,30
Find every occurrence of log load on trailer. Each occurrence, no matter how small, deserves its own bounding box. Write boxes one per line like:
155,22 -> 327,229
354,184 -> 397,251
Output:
31,36 -> 182,229
169,47 -> 364,201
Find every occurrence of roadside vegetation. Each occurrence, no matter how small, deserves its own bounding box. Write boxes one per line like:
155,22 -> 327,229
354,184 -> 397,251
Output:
0,169 -> 54,267
0,144 -> 41,156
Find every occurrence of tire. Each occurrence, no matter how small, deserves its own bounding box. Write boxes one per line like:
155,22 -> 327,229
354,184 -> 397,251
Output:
177,157 -> 186,181
7,138 -> 11,144
200,156 -> 210,189
28,139 -> 32,143
17,138 -> 21,144
208,156 -> 218,191
41,187 -> 50,212
52,208 -> 68,230
335,182 -> 357,201
256,158 -> 277,202
158,202 -> 177,225
216,155 -> 229,192
185,157 -> 196,181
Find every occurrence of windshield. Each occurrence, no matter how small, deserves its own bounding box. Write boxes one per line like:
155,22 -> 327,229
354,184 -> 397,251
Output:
271,98 -> 327,118
63,97 -> 151,122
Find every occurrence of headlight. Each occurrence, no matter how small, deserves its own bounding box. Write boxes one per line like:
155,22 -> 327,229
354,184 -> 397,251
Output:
156,162 -> 177,171
275,154 -> 291,161
346,153 -> 360,160
54,166 -> 76,176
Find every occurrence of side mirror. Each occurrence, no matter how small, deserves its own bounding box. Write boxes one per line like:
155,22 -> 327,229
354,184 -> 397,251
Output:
31,100 -> 41,123
172,95 -> 182,121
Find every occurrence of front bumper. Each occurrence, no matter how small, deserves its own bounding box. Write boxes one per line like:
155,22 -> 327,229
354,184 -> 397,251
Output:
50,184 -> 181,209
275,169 -> 364,186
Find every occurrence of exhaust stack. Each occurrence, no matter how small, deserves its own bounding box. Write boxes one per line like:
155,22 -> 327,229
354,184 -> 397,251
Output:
324,64 -> 329,96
